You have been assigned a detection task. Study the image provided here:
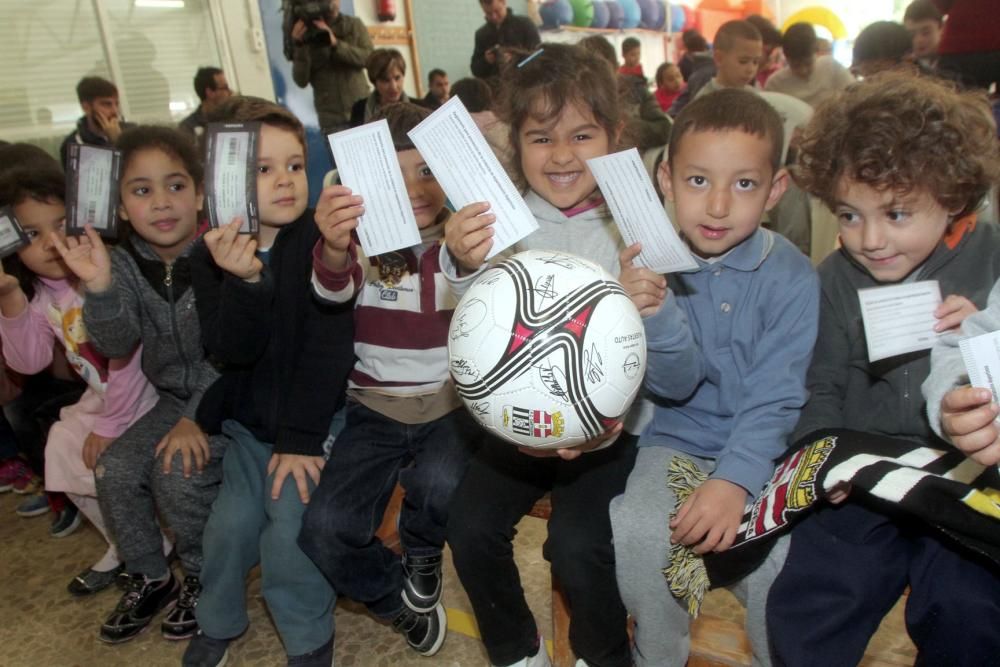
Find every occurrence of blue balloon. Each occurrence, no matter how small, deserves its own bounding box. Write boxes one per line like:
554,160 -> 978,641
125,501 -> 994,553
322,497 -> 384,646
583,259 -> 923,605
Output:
606,1 -> 624,29
591,1 -> 610,29
540,0 -> 574,29
669,2 -> 685,33
617,0 -> 641,29
646,0 -> 666,30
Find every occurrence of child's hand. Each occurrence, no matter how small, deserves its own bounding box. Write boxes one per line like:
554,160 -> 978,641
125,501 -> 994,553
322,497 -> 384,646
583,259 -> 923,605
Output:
50,225 -> 113,293
204,218 -> 263,282
941,385 -> 1000,465
669,478 -> 748,554
0,263 -> 26,318
266,453 -> 326,504
618,243 -> 666,317
934,294 -> 977,332
314,185 -> 362,270
82,432 -> 115,470
445,202 -> 495,275
515,421 -> 623,461
155,417 -> 210,478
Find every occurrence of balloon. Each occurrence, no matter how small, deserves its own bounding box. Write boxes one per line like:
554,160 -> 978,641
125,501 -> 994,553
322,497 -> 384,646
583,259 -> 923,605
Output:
569,0 -> 595,27
539,0 -> 573,29
617,0 -> 641,30
606,0 -> 624,29
669,3 -> 686,32
591,1 -> 610,29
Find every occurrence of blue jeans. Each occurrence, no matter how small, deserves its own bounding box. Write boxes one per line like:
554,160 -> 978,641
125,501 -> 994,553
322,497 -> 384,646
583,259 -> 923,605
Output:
196,420 -> 334,657
298,401 -> 478,618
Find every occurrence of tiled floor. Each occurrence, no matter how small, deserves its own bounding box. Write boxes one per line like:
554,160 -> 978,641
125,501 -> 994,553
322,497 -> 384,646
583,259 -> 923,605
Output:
0,490 -> 916,666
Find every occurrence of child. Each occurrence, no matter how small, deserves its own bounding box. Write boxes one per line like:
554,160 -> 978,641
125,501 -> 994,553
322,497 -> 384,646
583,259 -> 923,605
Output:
0,165 -> 160,592
619,36 -> 644,79
903,0 -> 943,67
442,43 -> 660,667
694,20 -> 763,100
609,88 -> 819,667
654,62 -> 683,112
298,102 -> 478,657
765,22 -> 853,108
183,97 -> 354,667
925,277 -> 1000,466
53,126 -> 226,644
766,72 -> 1000,665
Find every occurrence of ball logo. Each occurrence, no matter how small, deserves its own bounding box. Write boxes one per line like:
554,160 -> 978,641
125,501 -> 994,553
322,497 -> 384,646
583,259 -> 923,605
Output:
503,405 -> 566,439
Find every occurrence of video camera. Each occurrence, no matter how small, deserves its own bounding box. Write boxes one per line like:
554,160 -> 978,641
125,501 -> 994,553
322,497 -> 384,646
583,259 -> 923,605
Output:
282,0 -> 334,59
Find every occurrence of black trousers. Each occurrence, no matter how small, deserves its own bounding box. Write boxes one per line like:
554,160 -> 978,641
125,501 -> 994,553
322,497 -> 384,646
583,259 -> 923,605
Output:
447,434 -> 637,667
768,499 -> 1000,667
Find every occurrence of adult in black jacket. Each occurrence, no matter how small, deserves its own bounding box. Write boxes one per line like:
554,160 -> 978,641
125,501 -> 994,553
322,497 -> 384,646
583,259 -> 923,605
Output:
471,0 -> 541,80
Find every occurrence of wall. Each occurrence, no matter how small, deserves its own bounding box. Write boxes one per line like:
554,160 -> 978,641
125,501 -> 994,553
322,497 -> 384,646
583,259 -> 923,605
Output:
412,0 -> 530,83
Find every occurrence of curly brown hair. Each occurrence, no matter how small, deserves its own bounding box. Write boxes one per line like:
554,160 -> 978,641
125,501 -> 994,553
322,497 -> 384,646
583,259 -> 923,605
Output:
795,72 -> 1000,219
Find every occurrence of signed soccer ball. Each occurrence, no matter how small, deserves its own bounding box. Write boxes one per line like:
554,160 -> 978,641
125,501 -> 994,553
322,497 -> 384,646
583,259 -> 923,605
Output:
448,250 -> 646,449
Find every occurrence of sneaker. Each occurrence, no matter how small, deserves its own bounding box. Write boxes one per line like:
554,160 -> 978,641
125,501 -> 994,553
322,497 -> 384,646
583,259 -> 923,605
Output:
50,503 -> 82,537
182,631 -> 231,667
287,635 -> 333,666
162,575 -> 201,640
402,552 -> 443,613
99,572 -> 179,644
497,639 -> 552,667
392,603 -> 446,656
15,493 -> 49,517
13,474 -> 41,495
0,458 -> 29,492
68,564 -> 126,597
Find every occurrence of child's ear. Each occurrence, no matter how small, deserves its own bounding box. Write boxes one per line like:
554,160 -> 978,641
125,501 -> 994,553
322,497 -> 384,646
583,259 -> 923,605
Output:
117,203 -> 129,222
195,185 -> 205,213
657,161 -> 675,203
613,120 -> 626,148
763,167 -> 790,212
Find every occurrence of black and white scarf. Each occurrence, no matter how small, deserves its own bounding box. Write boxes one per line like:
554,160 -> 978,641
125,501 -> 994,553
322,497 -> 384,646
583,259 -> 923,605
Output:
664,429 -> 1000,615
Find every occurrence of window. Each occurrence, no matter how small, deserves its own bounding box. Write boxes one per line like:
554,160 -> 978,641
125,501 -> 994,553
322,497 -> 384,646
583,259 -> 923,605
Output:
0,0 -> 224,150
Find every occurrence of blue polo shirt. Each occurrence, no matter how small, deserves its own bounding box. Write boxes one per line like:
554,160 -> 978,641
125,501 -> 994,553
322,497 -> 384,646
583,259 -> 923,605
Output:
641,228 -> 819,496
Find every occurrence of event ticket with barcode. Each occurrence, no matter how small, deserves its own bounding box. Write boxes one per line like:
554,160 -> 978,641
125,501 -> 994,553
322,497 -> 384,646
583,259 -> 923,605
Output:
0,206 -> 29,258
66,144 -> 121,238
205,122 -> 260,233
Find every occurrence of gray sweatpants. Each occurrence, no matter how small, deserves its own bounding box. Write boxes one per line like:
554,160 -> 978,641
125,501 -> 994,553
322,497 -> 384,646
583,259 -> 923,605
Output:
94,393 -> 226,578
609,446 -> 789,667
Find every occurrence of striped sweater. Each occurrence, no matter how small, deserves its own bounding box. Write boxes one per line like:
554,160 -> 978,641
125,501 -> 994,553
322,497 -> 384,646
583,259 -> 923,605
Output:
311,218 -> 458,396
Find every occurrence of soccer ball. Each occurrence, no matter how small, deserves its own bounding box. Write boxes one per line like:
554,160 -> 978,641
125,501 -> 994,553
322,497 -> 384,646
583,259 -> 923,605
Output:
448,250 -> 646,449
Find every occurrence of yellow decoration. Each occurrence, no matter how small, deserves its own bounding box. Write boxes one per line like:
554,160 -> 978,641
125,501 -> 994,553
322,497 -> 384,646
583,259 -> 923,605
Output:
781,6 -> 848,41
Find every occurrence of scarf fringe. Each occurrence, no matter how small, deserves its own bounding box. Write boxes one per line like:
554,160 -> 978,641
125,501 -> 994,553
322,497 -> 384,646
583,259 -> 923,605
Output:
661,456 -> 710,617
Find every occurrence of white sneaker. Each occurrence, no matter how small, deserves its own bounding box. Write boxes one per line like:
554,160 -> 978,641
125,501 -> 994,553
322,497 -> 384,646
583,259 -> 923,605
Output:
498,639 -> 552,667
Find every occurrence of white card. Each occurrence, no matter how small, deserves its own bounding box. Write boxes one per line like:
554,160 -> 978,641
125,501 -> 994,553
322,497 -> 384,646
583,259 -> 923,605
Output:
586,149 -> 697,274
960,330 -> 1000,405
858,281 -> 942,362
205,122 -> 259,234
66,144 -> 121,238
328,120 -> 422,256
407,96 -> 537,259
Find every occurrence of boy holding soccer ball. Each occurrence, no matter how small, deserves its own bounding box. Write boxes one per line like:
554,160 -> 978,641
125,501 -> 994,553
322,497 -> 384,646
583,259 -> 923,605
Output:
609,88 -> 819,666
298,102 -> 479,658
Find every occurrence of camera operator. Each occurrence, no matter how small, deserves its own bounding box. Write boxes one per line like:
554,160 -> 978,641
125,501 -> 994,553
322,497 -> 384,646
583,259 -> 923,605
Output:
470,0 -> 541,81
289,0 -> 373,135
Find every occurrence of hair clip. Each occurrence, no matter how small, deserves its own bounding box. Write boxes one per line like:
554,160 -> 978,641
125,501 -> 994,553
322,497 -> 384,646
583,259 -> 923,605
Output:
517,48 -> 544,68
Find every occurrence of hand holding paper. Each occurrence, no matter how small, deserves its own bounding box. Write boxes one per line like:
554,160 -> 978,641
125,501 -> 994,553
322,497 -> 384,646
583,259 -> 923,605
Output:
444,202 -> 496,274
51,225 -> 113,293
940,385 -> 1000,466
327,120 -> 421,257
618,243 -> 667,317
313,184 -> 364,271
